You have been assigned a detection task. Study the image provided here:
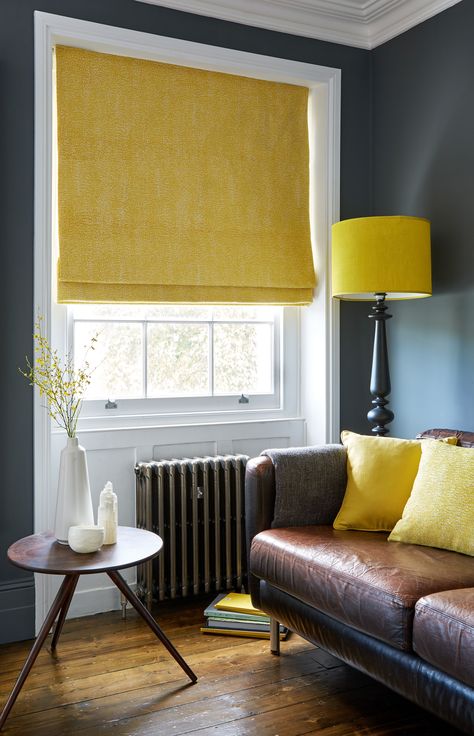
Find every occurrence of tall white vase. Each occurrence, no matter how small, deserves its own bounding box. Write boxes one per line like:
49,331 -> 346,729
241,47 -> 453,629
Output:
54,437 -> 94,544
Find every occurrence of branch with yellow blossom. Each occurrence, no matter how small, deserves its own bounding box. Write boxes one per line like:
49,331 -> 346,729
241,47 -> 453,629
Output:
20,316 -> 98,438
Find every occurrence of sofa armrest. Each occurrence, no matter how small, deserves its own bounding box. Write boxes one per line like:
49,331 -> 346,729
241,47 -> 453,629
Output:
245,455 -> 276,548
245,455 -> 275,604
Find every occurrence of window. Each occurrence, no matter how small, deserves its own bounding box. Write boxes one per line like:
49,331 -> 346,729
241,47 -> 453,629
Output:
35,11 -> 339,625
71,304 -> 282,417
53,43 -> 313,425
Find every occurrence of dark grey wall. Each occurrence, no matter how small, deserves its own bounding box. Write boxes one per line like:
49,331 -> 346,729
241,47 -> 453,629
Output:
371,0 -> 474,438
0,1 -> 371,641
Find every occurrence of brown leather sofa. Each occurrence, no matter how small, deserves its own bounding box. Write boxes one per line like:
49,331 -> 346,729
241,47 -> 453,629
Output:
245,428 -> 474,734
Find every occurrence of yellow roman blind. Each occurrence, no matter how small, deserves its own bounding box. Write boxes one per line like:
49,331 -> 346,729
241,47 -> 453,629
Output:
55,46 -> 315,305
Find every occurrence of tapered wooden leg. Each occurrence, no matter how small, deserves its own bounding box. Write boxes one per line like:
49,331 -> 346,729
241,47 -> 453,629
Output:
108,570 -> 197,683
0,575 -> 76,730
270,618 -> 280,656
51,574 -> 79,650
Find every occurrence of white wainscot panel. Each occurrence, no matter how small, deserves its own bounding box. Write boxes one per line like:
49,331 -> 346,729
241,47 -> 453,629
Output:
232,436 -> 291,457
153,441 -> 217,460
85,445 -> 138,527
231,419 -> 305,457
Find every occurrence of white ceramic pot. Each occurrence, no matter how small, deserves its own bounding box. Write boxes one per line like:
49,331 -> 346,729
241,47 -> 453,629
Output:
54,437 -> 94,544
68,525 -> 105,553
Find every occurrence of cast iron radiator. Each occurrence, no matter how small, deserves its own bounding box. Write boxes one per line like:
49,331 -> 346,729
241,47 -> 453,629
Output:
135,455 -> 249,608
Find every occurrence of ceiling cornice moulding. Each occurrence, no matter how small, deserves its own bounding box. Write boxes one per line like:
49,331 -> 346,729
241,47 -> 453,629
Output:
135,0 -> 462,49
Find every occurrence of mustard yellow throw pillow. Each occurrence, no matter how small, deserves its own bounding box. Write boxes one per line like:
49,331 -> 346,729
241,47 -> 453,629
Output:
389,440 -> 474,556
333,431 -> 423,532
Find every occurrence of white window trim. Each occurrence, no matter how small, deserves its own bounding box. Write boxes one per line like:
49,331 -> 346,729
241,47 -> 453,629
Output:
34,11 -> 340,622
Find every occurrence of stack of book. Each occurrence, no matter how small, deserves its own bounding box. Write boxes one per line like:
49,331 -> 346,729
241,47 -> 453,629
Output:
201,592 -> 289,640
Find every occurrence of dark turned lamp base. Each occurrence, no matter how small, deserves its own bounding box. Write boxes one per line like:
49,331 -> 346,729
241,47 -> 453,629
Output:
367,293 -> 394,436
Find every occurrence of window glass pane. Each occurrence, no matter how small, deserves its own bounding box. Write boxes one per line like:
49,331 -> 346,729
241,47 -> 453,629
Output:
74,322 -> 143,399
145,306 -> 212,321
147,323 -> 209,397
71,304 -> 212,321
72,304 -> 148,320
212,306 -> 276,321
213,323 -> 273,394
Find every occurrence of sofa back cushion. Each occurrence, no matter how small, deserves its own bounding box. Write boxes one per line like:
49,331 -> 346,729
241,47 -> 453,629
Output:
418,427 -> 474,448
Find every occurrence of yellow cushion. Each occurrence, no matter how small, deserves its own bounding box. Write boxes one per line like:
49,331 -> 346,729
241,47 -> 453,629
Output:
389,440 -> 474,556
333,431 -> 423,532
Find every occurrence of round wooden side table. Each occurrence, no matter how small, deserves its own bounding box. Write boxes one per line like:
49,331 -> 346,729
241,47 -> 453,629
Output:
0,526 -> 197,729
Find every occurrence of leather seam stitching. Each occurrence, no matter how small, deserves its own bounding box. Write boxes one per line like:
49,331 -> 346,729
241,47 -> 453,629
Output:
416,605 -> 474,633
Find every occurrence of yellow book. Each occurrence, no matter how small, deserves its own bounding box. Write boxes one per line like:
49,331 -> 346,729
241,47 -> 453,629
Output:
214,592 -> 267,617
200,625 -> 288,640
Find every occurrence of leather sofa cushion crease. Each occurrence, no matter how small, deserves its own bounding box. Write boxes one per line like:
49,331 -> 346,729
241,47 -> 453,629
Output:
250,525 -> 474,651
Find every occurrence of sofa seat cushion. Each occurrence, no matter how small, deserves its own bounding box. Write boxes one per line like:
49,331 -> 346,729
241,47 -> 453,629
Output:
250,525 -> 474,651
413,588 -> 474,687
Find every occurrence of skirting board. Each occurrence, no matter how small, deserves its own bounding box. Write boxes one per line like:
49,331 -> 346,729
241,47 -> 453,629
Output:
0,578 -> 35,644
68,586 -> 123,618
0,576 -> 138,644
68,578 -> 138,620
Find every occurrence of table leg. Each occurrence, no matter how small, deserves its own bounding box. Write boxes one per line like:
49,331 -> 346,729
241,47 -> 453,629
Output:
51,574 -> 79,651
0,575 -> 77,730
107,570 -> 197,684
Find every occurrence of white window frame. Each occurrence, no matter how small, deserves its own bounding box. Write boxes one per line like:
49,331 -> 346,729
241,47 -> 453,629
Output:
69,305 -> 284,421
34,11 -> 340,525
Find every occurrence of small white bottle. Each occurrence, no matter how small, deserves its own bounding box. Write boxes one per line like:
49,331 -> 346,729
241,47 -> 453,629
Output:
97,481 -> 118,544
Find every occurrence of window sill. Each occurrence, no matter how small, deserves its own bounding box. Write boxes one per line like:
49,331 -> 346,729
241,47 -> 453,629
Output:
72,406 -> 300,434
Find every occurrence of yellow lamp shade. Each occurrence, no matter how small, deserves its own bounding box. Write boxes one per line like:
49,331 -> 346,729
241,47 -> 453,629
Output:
331,216 -> 432,300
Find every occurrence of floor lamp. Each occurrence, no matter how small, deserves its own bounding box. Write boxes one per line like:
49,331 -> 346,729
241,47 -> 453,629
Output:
331,216 -> 432,436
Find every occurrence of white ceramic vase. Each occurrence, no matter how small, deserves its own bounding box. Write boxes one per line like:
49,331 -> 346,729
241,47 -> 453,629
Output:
54,437 -> 94,544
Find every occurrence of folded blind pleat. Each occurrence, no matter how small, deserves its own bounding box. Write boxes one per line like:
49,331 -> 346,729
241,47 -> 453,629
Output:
55,46 -> 315,305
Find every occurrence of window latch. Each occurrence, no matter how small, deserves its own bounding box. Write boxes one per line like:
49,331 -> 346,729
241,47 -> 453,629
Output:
238,394 -> 249,404
105,399 -> 118,410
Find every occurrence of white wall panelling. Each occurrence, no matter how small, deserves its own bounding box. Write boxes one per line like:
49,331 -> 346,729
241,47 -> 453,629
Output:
48,419 -> 305,618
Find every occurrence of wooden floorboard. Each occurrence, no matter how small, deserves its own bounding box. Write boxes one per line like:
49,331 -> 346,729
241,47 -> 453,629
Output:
0,597 -> 463,735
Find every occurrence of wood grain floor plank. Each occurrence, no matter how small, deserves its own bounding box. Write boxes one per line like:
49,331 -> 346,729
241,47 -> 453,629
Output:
4,651 -> 329,735
0,633 -> 313,715
187,685 -> 458,736
28,668 -> 371,736
0,598 -> 462,736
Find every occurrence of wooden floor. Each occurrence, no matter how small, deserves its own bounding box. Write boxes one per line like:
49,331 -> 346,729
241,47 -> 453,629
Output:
0,597 -> 462,736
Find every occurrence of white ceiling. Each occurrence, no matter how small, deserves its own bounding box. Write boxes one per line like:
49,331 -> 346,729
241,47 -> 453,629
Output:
135,0 -> 462,49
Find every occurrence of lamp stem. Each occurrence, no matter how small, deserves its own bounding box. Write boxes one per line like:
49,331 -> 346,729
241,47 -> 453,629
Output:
367,293 -> 394,436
